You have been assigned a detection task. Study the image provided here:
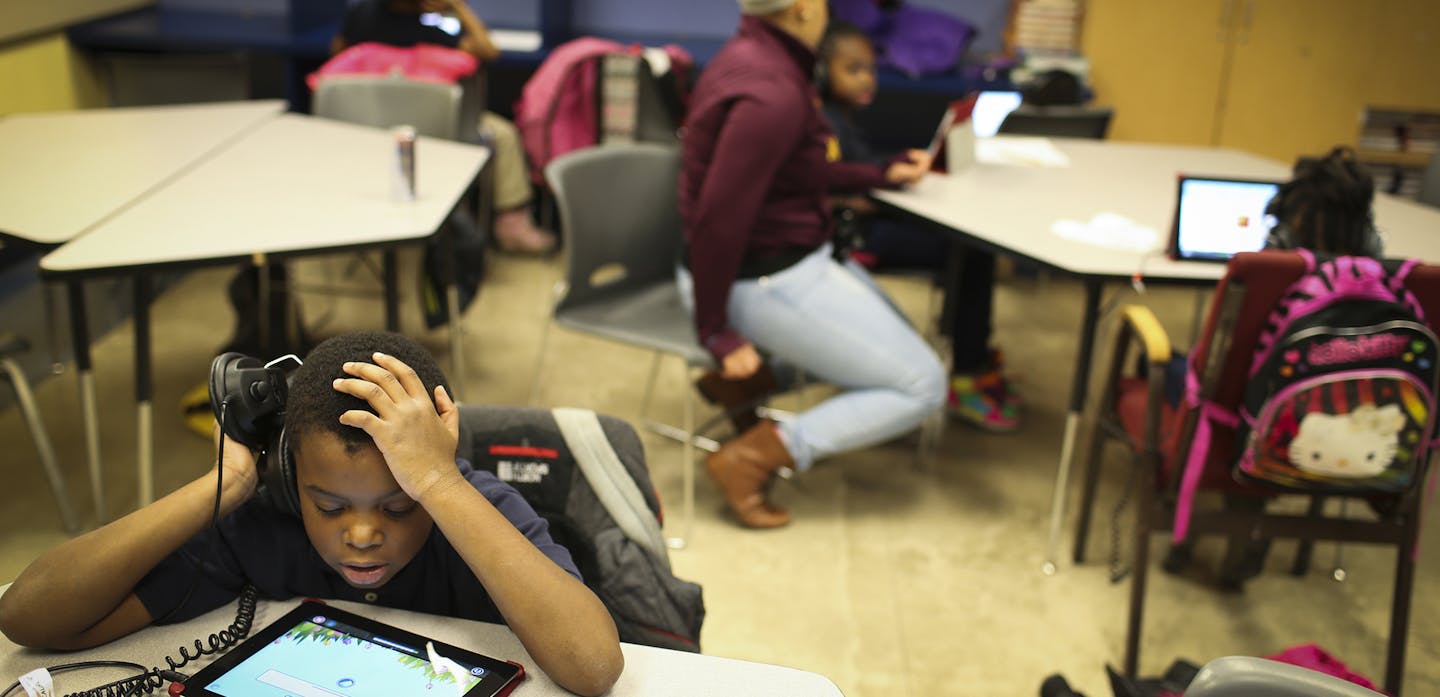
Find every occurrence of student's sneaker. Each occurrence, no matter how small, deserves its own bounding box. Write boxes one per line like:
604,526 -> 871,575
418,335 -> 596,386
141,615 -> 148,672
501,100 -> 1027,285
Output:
494,208 -> 557,254
948,370 -> 1020,432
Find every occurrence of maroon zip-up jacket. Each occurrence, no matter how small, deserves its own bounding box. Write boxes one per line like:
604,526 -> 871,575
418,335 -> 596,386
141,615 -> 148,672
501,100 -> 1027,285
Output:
679,17 -> 894,363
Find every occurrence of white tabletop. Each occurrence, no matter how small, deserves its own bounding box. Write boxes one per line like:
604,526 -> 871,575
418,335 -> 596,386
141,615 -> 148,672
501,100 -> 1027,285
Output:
0,594 -> 843,697
874,137 -> 1440,282
0,100 -> 285,245
40,113 -> 490,276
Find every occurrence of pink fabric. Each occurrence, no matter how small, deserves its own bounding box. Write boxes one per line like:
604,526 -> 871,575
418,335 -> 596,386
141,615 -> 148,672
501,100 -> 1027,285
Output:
1265,644 -> 1381,692
307,42 -> 478,91
1173,399 -> 1239,542
1248,254 -> 1427,377
515,37 -> 693,183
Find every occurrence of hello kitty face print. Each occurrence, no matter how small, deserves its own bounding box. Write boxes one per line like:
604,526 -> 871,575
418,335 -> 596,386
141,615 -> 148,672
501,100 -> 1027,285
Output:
1287,404 -> 1406,478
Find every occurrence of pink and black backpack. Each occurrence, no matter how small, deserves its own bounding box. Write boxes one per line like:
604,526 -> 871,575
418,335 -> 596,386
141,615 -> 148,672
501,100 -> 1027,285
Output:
1173,251 -> 1439,542
1235,251 -> 1439,494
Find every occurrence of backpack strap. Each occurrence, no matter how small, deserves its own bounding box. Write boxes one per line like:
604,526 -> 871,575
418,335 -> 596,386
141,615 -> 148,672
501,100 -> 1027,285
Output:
1295,247 -> 1317,272
1172,364 -> 1240,542
552,407 -> 672,568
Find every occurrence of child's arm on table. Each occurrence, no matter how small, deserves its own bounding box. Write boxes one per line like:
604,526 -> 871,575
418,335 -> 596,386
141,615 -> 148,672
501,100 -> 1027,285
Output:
0,433 -> 257,649
335,353 -> 623,697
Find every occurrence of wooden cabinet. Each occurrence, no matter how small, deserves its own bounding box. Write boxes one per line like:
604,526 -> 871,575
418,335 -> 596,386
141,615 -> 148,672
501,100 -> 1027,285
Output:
1081,0 -> 1440,166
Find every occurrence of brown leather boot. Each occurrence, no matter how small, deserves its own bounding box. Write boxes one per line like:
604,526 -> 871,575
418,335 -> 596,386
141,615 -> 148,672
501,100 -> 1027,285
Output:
705,421 -> 794,528
695,365 -> 779,433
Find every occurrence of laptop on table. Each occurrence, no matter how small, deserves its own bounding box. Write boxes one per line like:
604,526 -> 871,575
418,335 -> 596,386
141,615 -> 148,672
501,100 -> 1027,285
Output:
1169,175 -> 1282,262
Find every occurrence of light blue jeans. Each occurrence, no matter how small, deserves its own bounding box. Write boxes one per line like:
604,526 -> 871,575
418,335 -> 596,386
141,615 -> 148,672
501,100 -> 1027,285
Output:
680,244 -> 947,471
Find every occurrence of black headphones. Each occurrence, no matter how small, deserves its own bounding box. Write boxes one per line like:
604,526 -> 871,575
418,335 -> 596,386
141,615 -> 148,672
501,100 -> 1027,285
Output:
209,352 -> 304,517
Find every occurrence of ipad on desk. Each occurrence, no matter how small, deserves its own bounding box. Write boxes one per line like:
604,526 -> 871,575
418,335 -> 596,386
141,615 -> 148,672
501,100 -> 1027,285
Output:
1169,175 -> 1282,262
181,601 -> 525,697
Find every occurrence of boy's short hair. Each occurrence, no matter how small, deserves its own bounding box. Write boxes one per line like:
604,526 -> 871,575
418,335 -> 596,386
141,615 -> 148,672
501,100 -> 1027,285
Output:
818,20 -> 870,63
285,331 -> 450,453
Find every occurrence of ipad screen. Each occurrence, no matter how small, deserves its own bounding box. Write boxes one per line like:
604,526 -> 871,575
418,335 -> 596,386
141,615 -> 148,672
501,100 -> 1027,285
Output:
186,602 -> 520,697
1175,178 -> 1280,261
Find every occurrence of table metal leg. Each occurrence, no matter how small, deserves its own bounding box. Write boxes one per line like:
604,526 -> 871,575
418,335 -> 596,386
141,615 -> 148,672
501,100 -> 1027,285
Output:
383,250 -> 399,333
134,274 -> 154,507
67,280 -> 105,523
257,258 -> 270,355
1044,279 -> 1103,575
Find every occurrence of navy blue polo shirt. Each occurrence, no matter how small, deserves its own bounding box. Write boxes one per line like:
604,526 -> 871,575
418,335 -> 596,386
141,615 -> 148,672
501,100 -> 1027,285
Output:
340,0 -> 461,49
134,459 -> 578,625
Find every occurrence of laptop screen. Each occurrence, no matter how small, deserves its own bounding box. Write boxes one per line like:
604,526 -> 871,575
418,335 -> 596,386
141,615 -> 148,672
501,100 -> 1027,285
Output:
1173,176 -> 1282,261
972,90 -> 1022,138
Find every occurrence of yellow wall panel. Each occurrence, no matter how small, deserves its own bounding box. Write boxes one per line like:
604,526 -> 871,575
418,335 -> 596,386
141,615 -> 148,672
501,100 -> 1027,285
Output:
1080,0 -> 1230,146
0,33 -> 106,116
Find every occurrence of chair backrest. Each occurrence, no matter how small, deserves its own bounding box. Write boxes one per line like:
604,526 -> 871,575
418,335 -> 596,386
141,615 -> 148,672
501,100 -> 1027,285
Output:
1177,251 -> 1440,490
454,404 -> 705,651
997,104 -> 1113,140
312,75 -> 462,140
1185,657 -> 1383,697
544,142 -> 683,313
1419,151 -> 1440,209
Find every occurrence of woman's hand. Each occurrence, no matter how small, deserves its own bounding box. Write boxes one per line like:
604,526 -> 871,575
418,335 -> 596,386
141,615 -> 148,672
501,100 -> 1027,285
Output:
212,421 -> 259,513
885,149 -> 933,186
721,343 -> 763,380
333,352 -> 462,502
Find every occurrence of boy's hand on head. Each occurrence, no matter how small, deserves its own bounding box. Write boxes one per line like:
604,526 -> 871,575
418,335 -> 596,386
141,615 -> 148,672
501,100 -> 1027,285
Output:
333,352 -> 462,502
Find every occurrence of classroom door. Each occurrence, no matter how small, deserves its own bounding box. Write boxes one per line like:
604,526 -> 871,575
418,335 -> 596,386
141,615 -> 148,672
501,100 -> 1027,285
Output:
1079,0 -> 1232,146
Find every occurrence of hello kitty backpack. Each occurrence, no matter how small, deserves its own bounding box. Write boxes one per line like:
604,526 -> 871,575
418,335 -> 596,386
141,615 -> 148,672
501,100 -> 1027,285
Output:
1235,251 -> 1440,494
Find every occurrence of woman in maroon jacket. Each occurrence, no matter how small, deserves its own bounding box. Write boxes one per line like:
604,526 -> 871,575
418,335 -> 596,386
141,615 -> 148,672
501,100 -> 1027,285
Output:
679,0 -> 945,528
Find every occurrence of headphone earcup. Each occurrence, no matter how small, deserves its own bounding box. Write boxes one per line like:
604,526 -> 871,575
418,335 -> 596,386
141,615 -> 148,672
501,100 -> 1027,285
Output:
258,426 -> 302,517
209,351 -> 289,448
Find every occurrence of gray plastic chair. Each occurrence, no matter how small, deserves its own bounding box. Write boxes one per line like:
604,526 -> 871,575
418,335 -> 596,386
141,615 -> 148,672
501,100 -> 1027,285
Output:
1,333 -> 78,533
998,104 -> 1114,139
531,142 -> 712,547
312,74 -> 463,139
1418,151 -> 1440,209
1185,657 -> 1384,697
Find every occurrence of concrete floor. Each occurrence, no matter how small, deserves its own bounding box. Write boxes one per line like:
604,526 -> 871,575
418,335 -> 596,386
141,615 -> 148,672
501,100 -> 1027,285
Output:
1,249 -> 1436,696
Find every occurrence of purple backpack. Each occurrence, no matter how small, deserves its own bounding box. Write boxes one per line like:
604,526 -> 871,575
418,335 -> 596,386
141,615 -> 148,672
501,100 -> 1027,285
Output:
831,0 -> 976,77
1173,251 -> 1439,541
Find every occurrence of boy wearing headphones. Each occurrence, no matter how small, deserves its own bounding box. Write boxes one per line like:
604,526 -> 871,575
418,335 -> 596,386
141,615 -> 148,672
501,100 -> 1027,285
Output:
0,332 -> 624,697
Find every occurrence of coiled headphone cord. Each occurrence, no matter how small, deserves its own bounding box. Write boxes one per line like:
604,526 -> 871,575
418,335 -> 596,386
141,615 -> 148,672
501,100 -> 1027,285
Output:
1,401 -> 258,697
55,585 -> 257,697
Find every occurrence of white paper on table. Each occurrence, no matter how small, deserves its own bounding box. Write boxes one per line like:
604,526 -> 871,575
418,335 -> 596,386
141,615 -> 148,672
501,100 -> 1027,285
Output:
490,29 -> 542,52
976,137 -> 1071,168
1051,213 -> 1160,251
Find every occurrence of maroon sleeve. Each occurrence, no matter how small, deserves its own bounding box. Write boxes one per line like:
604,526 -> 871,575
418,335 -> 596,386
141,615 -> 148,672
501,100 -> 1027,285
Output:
824,158 -> 892,194
686,87 -> 805,362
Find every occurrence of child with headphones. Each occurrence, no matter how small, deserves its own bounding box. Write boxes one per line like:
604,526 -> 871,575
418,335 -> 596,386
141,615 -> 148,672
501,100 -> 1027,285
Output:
0,331 -> 624,697
818,21 -> 1023,432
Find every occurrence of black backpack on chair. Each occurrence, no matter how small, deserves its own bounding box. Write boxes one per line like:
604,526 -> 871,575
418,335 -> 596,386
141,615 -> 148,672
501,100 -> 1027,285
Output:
456,404 -> 705,652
